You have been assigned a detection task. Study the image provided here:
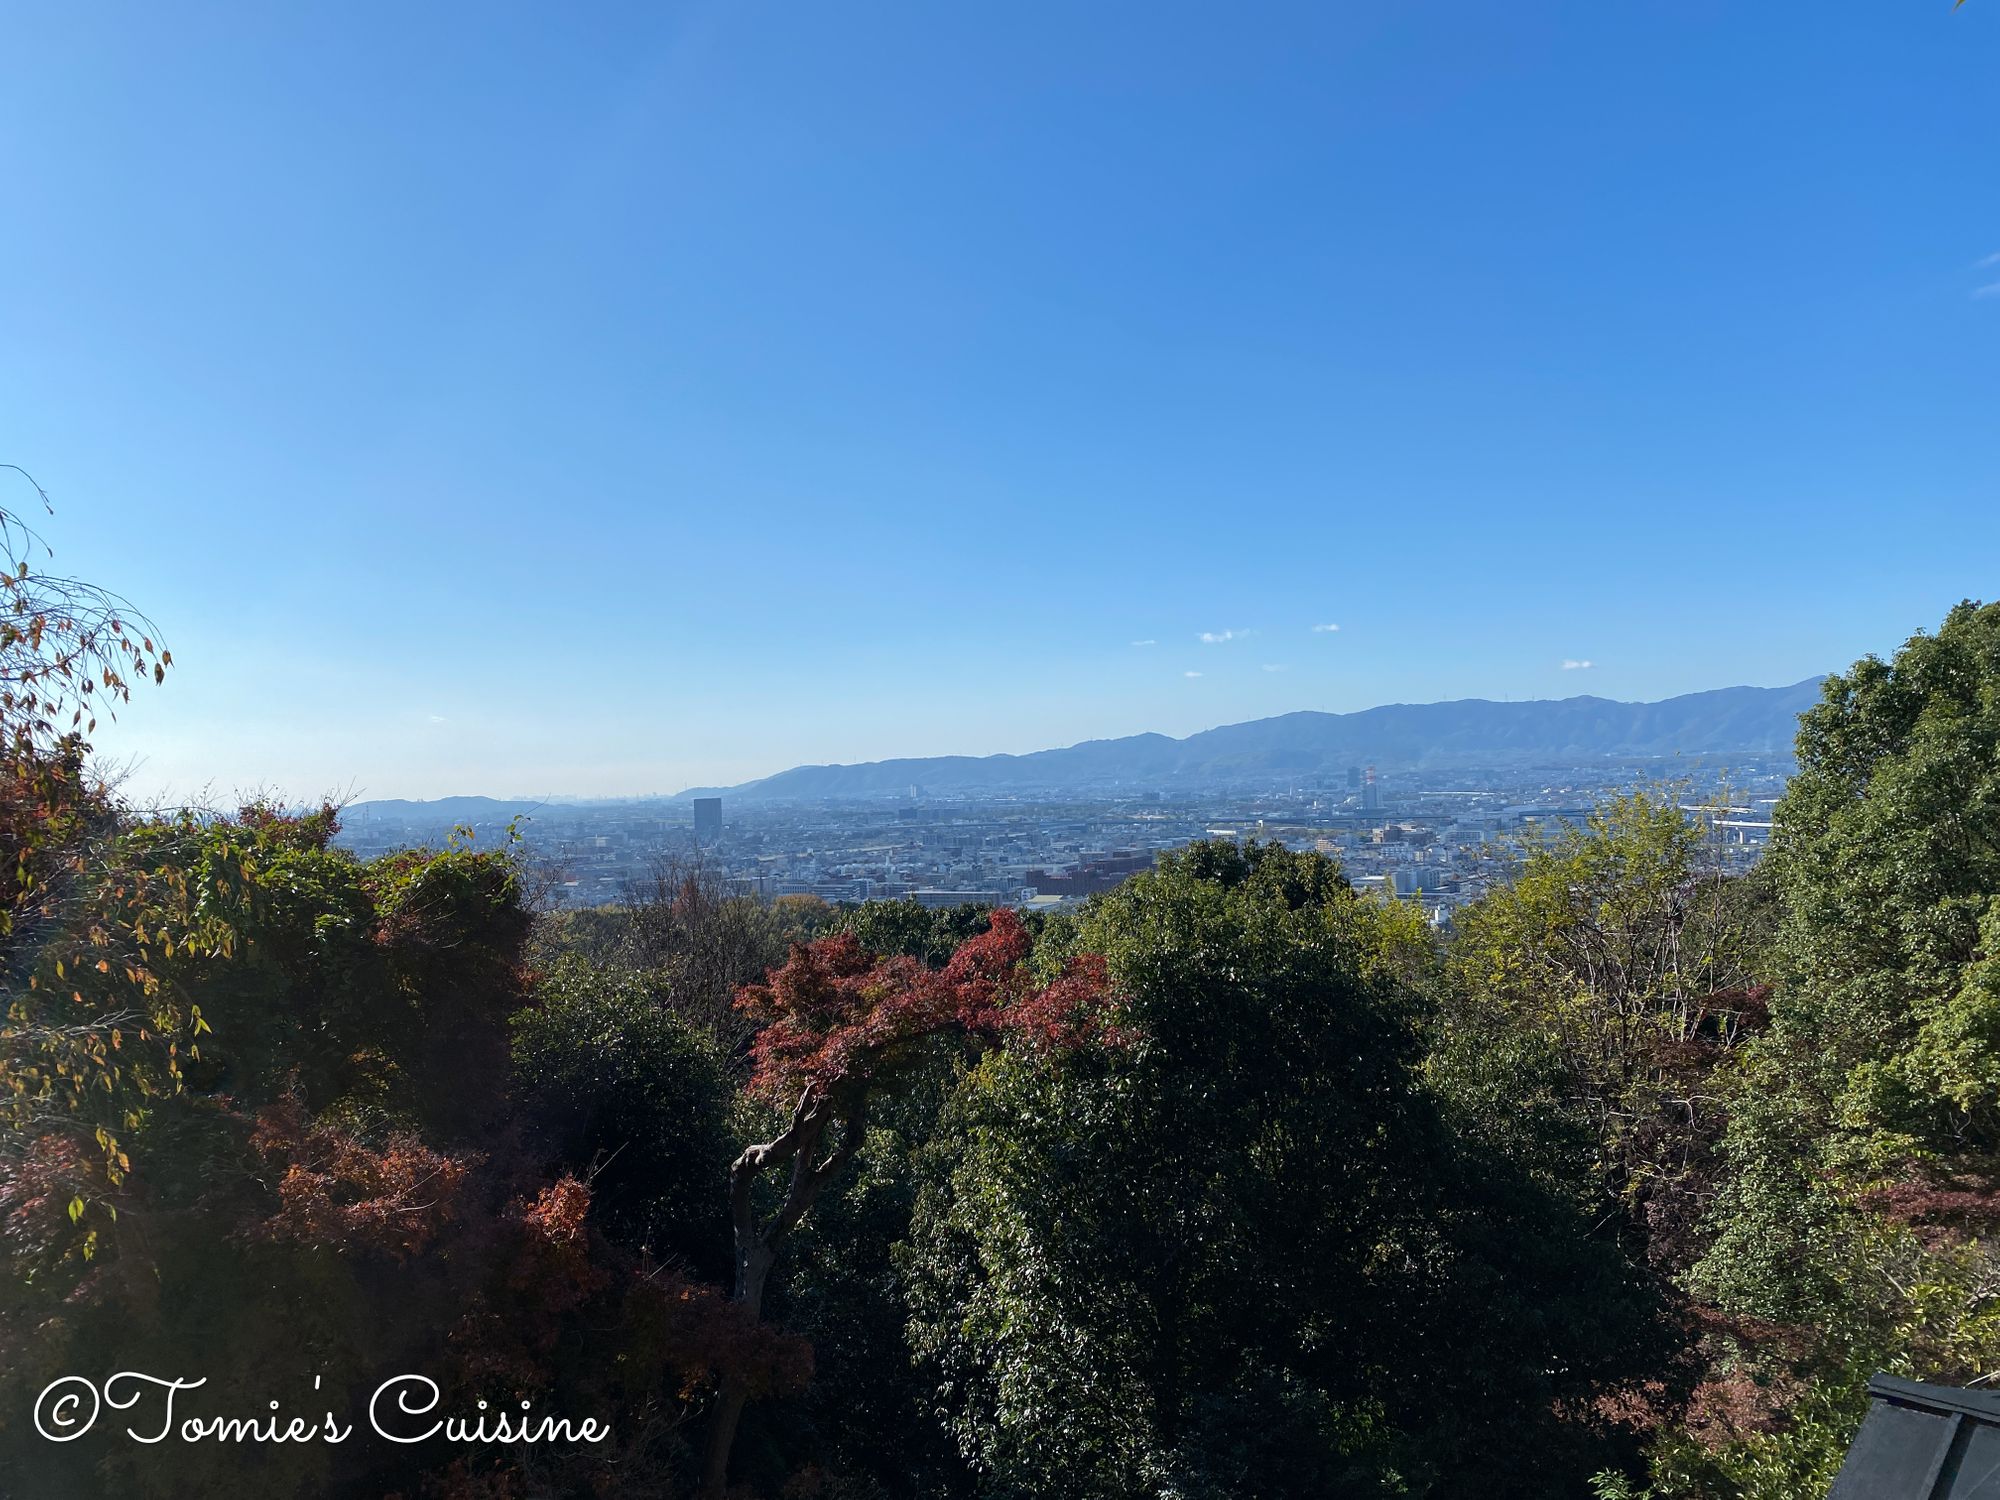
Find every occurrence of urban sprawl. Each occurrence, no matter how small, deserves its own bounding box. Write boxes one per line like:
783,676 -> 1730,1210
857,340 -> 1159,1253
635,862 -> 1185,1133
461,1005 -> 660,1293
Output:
335,759 -> 1787,928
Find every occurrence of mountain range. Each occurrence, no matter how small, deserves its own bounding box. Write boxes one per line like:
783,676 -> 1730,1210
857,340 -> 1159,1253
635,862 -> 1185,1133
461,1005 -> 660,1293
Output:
336,680 -> 1827,823
667,678 -> 1827,803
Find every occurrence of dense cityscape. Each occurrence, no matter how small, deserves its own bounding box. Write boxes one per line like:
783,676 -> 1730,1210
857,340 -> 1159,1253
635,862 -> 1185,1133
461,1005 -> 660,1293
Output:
334,756 -> 1790,925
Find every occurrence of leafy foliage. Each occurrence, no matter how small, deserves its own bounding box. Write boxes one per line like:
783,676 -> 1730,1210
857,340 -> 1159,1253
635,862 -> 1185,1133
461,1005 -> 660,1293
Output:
513,956 -> 734,1274
539,854 -> 831,1048
830,898 -> 1006,968
1442,790 -> 1772,1271
0,472 -> 169,763
1594,601 -> 2000,1495
0,807 -> 800,1500
903,842 -> 1678,1498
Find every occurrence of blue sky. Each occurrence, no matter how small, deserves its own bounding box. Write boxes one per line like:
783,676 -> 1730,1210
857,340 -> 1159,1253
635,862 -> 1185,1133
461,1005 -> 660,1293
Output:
3,2 -> 1996,801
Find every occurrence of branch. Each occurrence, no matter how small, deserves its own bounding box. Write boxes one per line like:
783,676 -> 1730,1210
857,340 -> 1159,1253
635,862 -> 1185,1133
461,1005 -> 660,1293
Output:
770,1099 -> 867,1247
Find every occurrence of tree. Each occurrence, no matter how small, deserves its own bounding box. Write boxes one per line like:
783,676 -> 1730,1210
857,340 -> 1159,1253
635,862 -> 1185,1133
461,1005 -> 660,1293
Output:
1627,601 -> 2000,1496
537,852 -> 829,1051
0,478 -> 186,1218
902,841 -> 1677,1498
513,955 -> 735,1275
0,472 -> 172,984
699,909 -> 1117,1499
833,896 -> 1007,967
1696,602 -> 2000,1324
2,805 -> 806,1500
1442,789 -> 1771,1269
0,469 -> 169,764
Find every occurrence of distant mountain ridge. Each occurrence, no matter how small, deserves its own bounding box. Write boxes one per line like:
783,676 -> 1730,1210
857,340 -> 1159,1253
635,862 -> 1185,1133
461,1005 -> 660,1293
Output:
671,678 -> 1827,803
335,680 -> 1826,821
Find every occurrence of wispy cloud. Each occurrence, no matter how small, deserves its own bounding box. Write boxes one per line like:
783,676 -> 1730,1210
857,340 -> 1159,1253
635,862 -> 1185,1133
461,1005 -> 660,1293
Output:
1131,638 -> 1158,647
1261,663 -> 1287,673
1561,659 -> 1595,671
1980,251 -> 2000,268
1199,628 -> 1250,644
1184,670 -> 1203,679
427,714 -> 449,723
1311,622 -> 1341,633
1975,282 -> 2000,300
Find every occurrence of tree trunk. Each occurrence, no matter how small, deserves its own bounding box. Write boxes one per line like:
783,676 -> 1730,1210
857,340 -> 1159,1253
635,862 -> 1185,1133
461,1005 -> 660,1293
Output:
699,1382 -> 750,1500
698,1091 -> 864,1500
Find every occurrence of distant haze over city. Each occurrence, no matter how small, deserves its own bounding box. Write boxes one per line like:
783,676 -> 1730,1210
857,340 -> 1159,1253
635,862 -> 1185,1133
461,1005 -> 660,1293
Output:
344,677 -> 1824,813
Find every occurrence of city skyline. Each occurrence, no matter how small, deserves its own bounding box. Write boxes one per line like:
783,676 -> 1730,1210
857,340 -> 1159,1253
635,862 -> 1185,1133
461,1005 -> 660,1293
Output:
5,3 -> 1995,802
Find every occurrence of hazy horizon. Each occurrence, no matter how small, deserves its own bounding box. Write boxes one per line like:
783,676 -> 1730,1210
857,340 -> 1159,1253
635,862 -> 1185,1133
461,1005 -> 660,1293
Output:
197,671 -> 1826,807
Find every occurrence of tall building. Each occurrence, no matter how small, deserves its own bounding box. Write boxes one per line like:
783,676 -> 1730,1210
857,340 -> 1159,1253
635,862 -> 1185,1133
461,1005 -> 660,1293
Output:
1346,766 -> 1362,790
1361,766 -> 1382,812
693,797 -> 723,844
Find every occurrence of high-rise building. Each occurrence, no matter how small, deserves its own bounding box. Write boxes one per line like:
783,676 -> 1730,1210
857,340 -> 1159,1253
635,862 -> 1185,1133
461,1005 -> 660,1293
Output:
693,797 -> 723,844
1346,766 -> 1362,790
1361,766 -> 1382,812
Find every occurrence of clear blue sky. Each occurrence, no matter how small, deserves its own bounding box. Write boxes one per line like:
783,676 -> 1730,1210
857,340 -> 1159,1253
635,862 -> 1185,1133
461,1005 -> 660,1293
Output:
3,2 -> 1996,802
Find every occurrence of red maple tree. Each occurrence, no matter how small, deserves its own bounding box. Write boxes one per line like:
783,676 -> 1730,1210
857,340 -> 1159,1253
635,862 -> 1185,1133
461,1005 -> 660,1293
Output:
701,908 -> 1123,1498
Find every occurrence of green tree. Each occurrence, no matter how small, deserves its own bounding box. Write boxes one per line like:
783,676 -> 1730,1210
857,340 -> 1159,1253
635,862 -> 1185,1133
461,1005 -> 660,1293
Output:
513,955 -> 735,1275
904,841 -> 1675,1498
1697,602 -> 2000,1317
834,897 -> 1003,967
1442,790 -> 1771,1270
1643,601 -> 2000,1496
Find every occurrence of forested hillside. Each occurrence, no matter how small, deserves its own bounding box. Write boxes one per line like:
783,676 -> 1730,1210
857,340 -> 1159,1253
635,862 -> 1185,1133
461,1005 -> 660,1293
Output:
672,680 -> 1825,802
6,503 -> 2000,1498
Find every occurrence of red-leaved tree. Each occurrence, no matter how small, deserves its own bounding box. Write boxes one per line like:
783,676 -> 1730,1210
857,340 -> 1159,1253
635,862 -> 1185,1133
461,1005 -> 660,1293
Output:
700,908 -> 1121,1498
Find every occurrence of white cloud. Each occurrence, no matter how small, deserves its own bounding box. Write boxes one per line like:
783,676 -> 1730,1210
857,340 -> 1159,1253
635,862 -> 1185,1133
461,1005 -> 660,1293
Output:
1184,670 -> 1203,679
1311,622 -> 1340,633
427,714 -> 449,723
1980,251 -> 2000,268
1975,282 -> 2000,300
1199,629 -> 1250,644
1261,663 -> 1287,673
1131,638 -> 1158,647
1561,659 -> 1595,671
